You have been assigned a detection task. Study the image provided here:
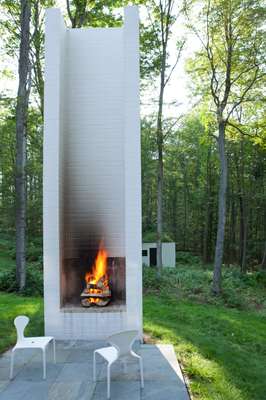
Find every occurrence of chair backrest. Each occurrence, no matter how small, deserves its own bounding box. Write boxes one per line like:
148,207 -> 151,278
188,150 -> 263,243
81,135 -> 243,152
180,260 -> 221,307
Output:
14,315 -> 29,342
108,330 -> 139,357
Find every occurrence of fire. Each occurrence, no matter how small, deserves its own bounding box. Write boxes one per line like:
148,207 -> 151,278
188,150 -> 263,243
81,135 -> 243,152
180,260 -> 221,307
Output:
82,242 -> 111,306
85,244 -> 108,285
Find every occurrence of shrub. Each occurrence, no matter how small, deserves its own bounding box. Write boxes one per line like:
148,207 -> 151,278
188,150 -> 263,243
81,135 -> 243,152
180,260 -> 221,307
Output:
176,251 -> 201,265
0,263 -> 43,296
143,264 -> 266,312
142,231 -> 173,242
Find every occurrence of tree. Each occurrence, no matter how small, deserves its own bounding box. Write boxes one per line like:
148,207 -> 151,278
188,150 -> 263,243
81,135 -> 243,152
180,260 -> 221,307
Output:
142,0 -> 184,271
185,0 -> 265,294
15,0 -> 31,290
65,0 -> 144,28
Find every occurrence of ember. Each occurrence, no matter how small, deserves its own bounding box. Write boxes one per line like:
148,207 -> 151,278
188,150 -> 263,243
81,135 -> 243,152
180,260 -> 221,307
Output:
80,243 -> 111,307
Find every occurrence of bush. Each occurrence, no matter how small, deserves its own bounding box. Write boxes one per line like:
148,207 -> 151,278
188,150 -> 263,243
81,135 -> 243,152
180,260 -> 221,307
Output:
143,264 -> 266,312
0,263 -> 43,296
27,238 -> 43,263
142,231 -> 173,242
176,251 -> 201,265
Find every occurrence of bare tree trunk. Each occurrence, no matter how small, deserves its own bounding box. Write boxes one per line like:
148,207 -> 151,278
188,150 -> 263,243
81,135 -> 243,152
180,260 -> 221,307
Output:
212,120 -> 227,295
203,148 -> 212,263
261,242 -> 266,270
15,0 -> 31,291
241,208 -> 248,273
229,194 -> 236,264
156,82 -> 164,272
32,0 -> 44,117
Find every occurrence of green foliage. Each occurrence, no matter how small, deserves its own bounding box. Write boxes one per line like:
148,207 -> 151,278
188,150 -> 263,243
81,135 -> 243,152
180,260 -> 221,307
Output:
142,111 -> 266,267
0,236 -> 43,296
142,230 -> 173,242
0,264 -> 43,296
175,251 -> 201,265
0,292 -> 43,353
143,264 -> 266,312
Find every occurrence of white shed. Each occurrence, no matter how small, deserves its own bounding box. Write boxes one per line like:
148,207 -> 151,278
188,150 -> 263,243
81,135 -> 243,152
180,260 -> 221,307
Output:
142,243 -> 176,267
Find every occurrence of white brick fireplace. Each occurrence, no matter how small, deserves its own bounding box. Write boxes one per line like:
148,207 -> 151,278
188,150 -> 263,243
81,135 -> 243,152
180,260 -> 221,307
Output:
43,6 -> 142,340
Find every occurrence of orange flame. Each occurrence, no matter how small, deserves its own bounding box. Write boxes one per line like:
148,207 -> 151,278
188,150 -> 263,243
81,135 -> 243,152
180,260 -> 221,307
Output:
85,244 -> 108,285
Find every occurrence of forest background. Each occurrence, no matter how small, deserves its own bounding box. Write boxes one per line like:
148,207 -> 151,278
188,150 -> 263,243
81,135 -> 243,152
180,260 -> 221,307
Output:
0,0 -> 265,294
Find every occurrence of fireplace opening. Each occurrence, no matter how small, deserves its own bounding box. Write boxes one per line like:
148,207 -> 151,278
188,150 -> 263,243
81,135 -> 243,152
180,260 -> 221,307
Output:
80,243 -> 111,307
60,240 -> 126,311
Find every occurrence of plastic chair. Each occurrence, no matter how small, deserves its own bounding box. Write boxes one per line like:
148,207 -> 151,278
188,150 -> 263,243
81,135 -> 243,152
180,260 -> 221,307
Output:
93,330 -> 144,399
10,315 -> 56,380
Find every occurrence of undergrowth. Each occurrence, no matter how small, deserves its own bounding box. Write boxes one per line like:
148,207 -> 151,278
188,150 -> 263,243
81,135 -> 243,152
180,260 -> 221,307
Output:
143,263 -> 266,313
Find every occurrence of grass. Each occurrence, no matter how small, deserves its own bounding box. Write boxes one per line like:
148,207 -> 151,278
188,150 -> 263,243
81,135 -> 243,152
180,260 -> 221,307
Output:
144,295 -> 266,400
143,265 -> 266,400
0,292 -> 44,353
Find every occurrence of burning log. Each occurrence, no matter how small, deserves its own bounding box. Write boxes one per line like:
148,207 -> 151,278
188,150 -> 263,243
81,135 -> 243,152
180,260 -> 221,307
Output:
80,276 -> 111,307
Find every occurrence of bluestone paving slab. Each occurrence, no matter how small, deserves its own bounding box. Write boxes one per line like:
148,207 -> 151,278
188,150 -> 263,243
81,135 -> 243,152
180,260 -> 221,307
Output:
0,341 -> 190,400
141,381 -> 190,400
92,380 -> 141,400
15,361 -> 62,382
98,359 -> 140,382
0,381 -> 9,394
0,380 -> 51,400
66,348 -> 95,363
47,381 -> 82,400
55,362 -> 94,382
32,348 -> 71,364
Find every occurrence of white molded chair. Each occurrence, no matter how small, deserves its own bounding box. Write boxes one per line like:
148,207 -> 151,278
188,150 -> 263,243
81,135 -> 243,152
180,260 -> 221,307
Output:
93,330 -> 144,399
10,315 -> 56,380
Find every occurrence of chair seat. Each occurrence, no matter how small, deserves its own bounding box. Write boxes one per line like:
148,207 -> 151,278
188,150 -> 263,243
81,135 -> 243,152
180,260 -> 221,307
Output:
95,346 -> 118,364
14,336 -> 54,349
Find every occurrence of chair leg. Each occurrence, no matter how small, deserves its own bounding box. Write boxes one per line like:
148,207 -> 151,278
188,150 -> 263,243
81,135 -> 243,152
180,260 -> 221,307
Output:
10,350 -> 15,380
131,350 -> 144,389
93,351 -> 96,382
42,348 -> 46,380
53,339 -> 56,364
139,357 -> 144,388
122,359 -> 128,374
107,363 -> 111,399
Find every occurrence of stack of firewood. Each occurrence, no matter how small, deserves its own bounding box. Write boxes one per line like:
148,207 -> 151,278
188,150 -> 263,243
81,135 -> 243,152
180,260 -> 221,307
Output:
80,276 -> 111,307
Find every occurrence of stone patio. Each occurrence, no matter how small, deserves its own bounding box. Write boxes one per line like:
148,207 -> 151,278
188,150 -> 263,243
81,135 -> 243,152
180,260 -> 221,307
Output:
0,341 -> 190,400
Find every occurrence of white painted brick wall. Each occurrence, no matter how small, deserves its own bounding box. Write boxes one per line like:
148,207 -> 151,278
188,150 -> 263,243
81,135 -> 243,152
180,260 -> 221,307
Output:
44,6 -> 142,340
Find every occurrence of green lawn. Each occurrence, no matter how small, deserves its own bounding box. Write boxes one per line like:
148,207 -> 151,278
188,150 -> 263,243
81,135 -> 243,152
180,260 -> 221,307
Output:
0,292 -> 43,353
0,242 -> 266,400
0,290 -> 265,400
144,294 -> 266,400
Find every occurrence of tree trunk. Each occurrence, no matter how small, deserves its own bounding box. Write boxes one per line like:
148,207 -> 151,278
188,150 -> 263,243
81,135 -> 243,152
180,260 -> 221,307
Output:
15,0 -> 31,291
212,120 -> 228,295
241,209 -> 248,273
156,46 -> 167,273
261,242 -> 266,270
157,146 -> 163,271
32,0 -> 44,117
203,148 -> 212,263
229,194 -> 236,264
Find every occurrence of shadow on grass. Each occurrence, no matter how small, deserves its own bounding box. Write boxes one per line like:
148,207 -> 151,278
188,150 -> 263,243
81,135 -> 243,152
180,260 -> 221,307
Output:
144,294 -> 266,400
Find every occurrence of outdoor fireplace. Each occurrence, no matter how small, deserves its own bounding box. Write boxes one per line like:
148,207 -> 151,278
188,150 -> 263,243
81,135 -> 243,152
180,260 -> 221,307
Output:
43,6 -> 142,340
